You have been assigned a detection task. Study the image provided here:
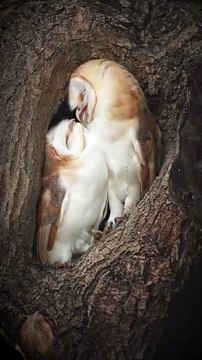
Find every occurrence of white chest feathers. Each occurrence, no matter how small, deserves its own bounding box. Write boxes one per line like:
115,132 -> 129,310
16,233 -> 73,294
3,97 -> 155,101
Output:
87,118 -> 142,228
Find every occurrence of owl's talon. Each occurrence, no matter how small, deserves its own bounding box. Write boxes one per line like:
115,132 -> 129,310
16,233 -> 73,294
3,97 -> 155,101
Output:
114,214 -> 128,226
103,225 -> 113,236
109,221 -> 114,229
51,261 -> 69,269
91,229 -> 104,241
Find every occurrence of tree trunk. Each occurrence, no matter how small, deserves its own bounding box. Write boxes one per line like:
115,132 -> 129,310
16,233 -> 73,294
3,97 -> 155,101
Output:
0,0 -> 202,359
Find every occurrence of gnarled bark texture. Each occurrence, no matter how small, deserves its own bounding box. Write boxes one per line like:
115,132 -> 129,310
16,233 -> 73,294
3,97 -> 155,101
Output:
0,0 -> 202,359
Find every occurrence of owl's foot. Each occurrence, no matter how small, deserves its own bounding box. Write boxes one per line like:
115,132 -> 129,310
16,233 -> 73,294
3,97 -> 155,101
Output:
91,229 -> 105,241
106,214 -> 128,230
91,225 -> 113,241
106,218 -> 116,230
51,261 -> 72,269
114,214 -> 128,226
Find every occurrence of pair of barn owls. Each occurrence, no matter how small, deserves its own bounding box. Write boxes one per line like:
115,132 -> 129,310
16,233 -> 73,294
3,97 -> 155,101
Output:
37,59 -> 161,265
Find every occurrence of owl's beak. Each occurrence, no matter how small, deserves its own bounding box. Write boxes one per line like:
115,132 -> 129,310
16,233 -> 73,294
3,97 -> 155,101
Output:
68,118 -> 75,131
76,105 -> 88,126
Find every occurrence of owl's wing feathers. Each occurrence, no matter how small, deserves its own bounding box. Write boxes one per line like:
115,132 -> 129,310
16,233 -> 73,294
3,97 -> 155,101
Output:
37,175 -> 67,264
37,145 -> 68,265
134,110 -> 162,195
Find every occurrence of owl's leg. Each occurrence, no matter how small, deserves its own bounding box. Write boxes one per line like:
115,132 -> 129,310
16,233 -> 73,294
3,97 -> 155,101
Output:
49,242 -> 72,265
106,188 -> 123,229
74,233 -> 94,254
123,182 -> 141,216
123,196 -> 136,216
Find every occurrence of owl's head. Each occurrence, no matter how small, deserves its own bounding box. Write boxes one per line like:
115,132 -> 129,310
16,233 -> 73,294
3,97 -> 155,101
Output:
47,119 -> 85,156
68,59 -> 148,127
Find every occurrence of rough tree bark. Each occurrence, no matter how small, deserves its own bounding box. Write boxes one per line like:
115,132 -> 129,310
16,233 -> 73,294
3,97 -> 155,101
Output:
0,0 -> 202,359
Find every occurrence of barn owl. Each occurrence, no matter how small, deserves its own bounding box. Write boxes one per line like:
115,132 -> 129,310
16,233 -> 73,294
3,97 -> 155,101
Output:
68,59 -> 162,228
37,119 -> 108,265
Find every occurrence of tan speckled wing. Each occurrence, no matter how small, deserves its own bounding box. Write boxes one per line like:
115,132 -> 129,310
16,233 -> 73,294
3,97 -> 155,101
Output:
136,110 -> 162,195
37,144 -> 66,265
